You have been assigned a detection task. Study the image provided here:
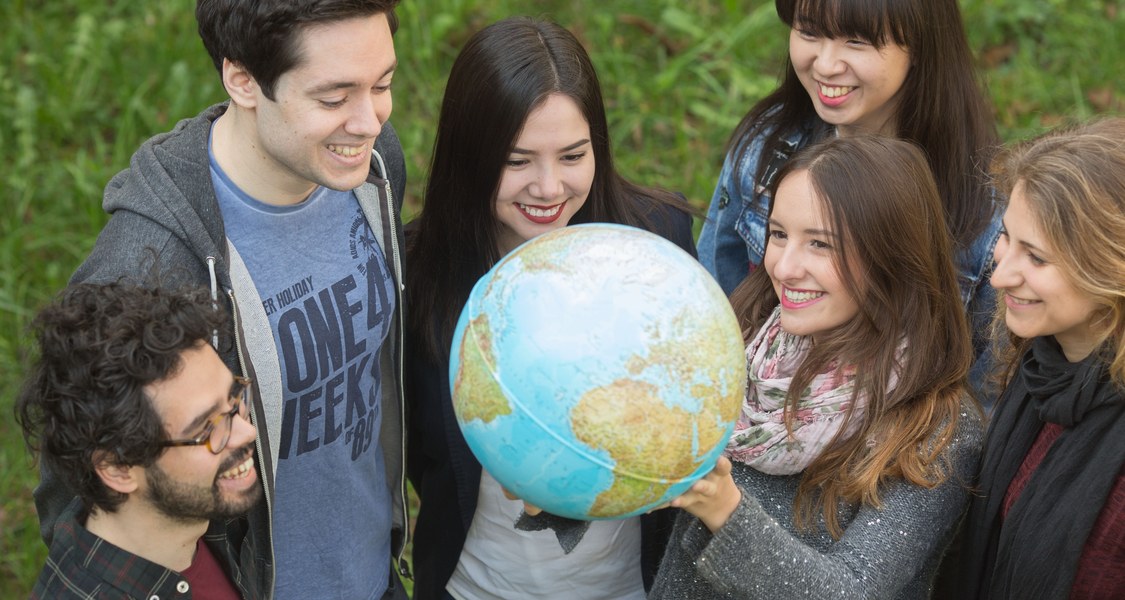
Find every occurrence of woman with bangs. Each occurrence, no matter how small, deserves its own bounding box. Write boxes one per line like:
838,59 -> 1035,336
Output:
697,0 -> 1001,395
405,17 -> 695,600
650,136 -> 984,599
957,118 -> 1125,599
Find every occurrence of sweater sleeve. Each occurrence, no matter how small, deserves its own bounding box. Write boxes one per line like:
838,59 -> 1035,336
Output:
700,478 -> 964,599
652,408 -> 984,599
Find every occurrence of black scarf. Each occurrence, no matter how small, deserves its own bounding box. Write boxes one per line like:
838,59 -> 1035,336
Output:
959,336 -> 1125,599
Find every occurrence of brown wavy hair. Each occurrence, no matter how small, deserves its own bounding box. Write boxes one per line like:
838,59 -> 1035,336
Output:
730,135 -> 973,537
990,117 -> 1125,389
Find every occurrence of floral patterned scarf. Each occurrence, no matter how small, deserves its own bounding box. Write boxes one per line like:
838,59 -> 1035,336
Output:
724,307 -> 868,475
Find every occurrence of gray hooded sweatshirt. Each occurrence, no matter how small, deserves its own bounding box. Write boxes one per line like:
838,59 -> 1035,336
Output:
34,102 -> 410,596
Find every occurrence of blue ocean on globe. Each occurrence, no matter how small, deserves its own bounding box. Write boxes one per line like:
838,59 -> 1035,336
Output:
449,224 -> 746,520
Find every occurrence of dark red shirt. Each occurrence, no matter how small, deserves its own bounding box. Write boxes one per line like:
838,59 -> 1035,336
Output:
181,538 -> 241,600
31,499 -> 257,599
1002,421 -> 1125,599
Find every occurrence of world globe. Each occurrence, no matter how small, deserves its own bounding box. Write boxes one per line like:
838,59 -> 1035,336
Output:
449,224 -> 746,520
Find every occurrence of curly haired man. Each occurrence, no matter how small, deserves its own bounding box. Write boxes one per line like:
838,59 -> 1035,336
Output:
18,283 -> 262,599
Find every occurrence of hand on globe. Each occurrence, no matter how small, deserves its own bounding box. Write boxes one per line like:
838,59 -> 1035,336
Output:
670,456 -> 742,533
501,486 -> 542,516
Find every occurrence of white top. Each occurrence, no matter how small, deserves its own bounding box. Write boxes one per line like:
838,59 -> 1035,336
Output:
446,470 -> 646,600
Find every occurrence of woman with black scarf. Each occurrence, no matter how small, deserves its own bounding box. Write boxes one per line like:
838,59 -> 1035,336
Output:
957,117 -> 1125,599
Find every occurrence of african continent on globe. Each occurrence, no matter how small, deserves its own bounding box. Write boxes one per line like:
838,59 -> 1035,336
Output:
449,224 -> 746,520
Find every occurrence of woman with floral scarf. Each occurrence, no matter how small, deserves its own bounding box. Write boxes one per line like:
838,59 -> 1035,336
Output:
650,136 -> 984,599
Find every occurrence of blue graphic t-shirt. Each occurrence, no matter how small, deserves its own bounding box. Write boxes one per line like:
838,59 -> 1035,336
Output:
211,146 -> 394,600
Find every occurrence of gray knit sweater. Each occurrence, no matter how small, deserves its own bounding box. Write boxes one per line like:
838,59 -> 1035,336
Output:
649,401 -> 983,600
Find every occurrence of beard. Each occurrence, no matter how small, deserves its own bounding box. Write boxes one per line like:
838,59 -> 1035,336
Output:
145,445 -> 262,524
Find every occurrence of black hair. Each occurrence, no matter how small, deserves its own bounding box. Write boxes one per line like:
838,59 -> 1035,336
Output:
16,283 -> 229,513
406,16 -> 690,362
196,0 -> 400,100
730,0 -> 999,250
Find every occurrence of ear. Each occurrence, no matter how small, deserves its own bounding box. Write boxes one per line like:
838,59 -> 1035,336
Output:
92,450 -> 141,496
222,58 -> 262,110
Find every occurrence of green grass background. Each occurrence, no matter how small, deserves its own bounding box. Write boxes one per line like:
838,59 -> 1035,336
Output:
2,0 -> 1121,594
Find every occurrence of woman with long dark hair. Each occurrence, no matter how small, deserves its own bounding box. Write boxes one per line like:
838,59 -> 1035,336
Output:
405,17 -> 694,600
697,0 -> 1001,392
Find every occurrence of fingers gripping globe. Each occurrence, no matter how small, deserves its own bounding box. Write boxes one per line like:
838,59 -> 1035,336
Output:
449,224 -> 746,520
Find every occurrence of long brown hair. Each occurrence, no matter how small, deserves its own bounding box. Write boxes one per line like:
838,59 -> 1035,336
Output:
730,135 -> 973,537
991,118 -> 1125,389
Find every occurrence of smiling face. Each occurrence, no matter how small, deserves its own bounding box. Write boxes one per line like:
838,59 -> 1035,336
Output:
240,13 -> 397,204
991,182 -> 1101,361
788,25 -> 910,137
142,343 -> 261,523
494,93 -> 595,255
763,169 -> 861,338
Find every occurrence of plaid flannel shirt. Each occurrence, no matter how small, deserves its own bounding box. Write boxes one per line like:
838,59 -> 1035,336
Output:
30,499 -> 258,600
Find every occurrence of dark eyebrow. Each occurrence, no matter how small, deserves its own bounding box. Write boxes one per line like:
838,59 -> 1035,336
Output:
511,139 -> 591,155
179,402 -> 221,437
307,81 -> 357,95
306,61 -> 398,96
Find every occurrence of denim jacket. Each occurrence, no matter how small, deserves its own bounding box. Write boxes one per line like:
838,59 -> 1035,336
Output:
697,121 -> 1003,399
697,124 -> 815,294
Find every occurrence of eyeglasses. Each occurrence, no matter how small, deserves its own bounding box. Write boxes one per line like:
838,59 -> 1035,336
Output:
160,376 -> 252,455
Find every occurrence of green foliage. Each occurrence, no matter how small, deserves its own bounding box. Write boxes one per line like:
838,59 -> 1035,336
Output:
962,0 -> 1123,136
1,0 -> 1120,595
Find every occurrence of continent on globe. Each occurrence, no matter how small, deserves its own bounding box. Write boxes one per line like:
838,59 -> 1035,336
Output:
571,378 -> 693,517
453,313 -> 511,424
449,224 -> 746,520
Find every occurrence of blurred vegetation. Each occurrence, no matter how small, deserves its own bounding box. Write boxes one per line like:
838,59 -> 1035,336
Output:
2,0 -> 1121,595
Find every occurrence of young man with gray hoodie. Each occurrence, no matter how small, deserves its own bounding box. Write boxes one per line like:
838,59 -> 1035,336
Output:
33,1 -> 410,598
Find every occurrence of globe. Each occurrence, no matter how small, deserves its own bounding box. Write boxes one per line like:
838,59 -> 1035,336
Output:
449,224 -> 746,520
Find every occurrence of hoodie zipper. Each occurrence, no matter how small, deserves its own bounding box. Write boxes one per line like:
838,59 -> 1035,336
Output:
228,287 -> 277,597
375,153 -> 412,581
208,256 -> 220,349
210,255 -> 277,597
